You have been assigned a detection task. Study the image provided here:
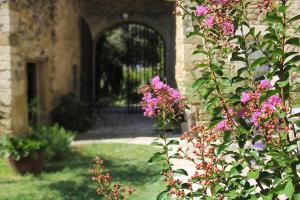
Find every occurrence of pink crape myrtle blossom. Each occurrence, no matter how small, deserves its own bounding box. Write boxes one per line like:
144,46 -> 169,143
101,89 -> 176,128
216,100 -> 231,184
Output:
196,5 -> 208,16
205,16 -> 215,28
252,110 -> 262,127
215,119 -> 231,131
168,88 -> 182,102
142,92 -> 158,117
215,118 -> 237,131
259,79 -> 273,90
141,76 -> 186,120
261,102 -> 276,113
238,108 -> 249,119
222,21 -> 235,35
151,75 -> 165,90
144,98 -> 158,117
241,92 -> 251,104
267,94 -> 282,106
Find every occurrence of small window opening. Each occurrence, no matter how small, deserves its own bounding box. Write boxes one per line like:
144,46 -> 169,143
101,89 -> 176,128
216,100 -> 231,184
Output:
27,62 -> 39,127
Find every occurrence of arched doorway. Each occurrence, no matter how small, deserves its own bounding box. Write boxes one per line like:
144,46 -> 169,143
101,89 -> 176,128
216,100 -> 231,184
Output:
94,23 -> 166,113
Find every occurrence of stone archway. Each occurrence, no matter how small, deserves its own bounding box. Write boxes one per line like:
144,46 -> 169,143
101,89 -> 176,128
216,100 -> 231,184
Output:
93,22 -> 166,112
75,0 -> 176,88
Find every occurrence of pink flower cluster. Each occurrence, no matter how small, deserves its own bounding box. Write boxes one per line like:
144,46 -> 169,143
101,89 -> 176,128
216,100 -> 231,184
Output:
258,0 -> 273,12
222,21 -> 235,36
196,5 -> 208,16
215,108 -> 238,131
195,1 -> 239,36
215,80 -> 289,144
241,81 -> 282,123
141,76 -> 186,119
142,92 -> 158,117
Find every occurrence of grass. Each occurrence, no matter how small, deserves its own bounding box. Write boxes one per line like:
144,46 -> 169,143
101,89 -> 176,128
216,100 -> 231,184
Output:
0,143 -> 166,200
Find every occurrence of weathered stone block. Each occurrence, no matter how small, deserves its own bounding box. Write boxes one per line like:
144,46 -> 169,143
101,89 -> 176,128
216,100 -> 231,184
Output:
0,79 -> 10,88
0,34 -> 10,45
0,69 -> 11,80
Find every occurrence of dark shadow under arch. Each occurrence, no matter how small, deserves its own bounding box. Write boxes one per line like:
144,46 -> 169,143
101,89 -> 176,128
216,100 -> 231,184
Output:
80,18 -> 93,103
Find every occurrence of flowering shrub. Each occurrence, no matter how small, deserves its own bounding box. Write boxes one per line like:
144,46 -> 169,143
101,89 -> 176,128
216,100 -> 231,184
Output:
140,76 -> 187,130
91,157 -> 135,200
142,0 -> 300,199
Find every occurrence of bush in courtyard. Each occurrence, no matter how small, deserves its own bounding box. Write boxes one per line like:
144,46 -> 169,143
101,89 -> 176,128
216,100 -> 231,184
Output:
37,125 -> 74,162
142,0 -> 300,199
51,93 -> 93,132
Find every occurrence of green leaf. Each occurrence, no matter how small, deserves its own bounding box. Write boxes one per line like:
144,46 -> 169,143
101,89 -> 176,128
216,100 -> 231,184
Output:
262,194 -> 273,200
248,170 -> 260,179
276,80 -> 289,88
153,175 -> 165,183
288,14 -> 300,23
237,67 -> 248,76
231,52 -> 246,62
151,141 -> 163,146
293,193 -> 300,200
196,63 -> 209,68
278,5 -> 288,13
193,49 -> 209,56
284,52 -> 298,59
287,144 -> 298,152
167,140 -> 179,146
264,33 -> 279,42
223,131 -> 231,143
228,190 -> 237,199
173,169 -> 188,176
250,57 -> 268,71
286,37 -> 300,46
169,153 -> 179,159
266,12 -> 283,24
205,96 -> 219,111
286,55 -> 300,65
148,152 -> 165,164
156,191 -> 169,200
193,78 -> 209,89
284,180 -> 294,199
180,183 -> 190,189
231,76 -> 248,84
214,70 -> 224,76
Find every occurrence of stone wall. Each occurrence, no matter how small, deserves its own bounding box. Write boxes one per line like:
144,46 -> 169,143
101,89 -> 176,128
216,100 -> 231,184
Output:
0,0 -> 80,133
0,1 -> 13,132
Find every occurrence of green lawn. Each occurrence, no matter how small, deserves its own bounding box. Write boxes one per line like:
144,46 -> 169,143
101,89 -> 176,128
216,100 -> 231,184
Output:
0,143 -> 166,200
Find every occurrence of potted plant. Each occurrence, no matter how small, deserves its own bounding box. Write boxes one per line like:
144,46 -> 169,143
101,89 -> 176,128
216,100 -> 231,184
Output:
0,134 -> 46,174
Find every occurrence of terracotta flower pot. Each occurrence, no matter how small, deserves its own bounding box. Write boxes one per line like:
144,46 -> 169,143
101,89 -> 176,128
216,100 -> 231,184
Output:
8,152 -> 44,174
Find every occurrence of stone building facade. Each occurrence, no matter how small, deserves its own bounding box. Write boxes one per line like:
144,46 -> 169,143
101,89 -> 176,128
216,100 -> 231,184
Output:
0,0 -> 299,133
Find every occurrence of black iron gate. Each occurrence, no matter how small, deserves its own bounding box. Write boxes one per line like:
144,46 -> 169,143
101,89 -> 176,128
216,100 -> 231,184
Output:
95,23 -> 166,113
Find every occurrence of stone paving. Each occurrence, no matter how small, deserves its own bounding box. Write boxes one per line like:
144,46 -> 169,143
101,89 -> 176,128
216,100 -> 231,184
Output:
73,107 -> 193,182
75,107 -> 157,141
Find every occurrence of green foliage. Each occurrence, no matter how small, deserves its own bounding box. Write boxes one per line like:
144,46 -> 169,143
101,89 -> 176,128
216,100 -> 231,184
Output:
51,93 -> 92,132
36,125 -> 74,162
0,134 -> 46,161
159,0 -> 300,199
0,144 -> 165,200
